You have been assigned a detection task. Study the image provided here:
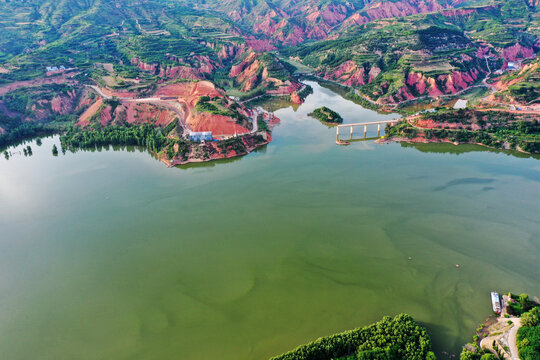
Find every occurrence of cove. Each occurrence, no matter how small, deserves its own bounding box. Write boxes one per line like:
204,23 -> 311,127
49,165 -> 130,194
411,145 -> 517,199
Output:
0,81 -> 539,360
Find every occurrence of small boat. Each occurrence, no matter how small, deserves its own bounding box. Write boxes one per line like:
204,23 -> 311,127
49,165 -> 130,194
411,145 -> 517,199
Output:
491,292 -> 501,314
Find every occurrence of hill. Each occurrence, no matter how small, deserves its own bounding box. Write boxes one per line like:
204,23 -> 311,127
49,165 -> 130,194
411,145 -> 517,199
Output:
282,0 -> 539,104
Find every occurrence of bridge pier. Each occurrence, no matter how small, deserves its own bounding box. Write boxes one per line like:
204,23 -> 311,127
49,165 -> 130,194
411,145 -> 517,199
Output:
335,119 -> 398,144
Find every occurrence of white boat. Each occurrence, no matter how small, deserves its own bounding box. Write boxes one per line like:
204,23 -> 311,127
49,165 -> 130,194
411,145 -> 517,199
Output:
491,292 -> 501,314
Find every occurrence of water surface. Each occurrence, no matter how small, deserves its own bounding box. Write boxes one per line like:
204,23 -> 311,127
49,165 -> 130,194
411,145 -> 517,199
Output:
1,81 -> 539,360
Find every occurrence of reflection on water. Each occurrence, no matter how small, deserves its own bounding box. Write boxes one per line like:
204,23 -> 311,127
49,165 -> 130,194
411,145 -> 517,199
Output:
175,152 -> 247,169
433,177 -> 496,192
400,141 -> 540,159
346,136 -> 383,143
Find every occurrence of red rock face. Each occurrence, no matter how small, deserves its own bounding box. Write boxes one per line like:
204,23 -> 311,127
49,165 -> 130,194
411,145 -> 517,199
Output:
440,4 -> 498,18
159,66 -> 200,80
343,0 -> 451,27
225,0 -> 459,46
364,0 -> 444,18
50,93 -> 76,114
267,81 -> 301,95
229,51 -> 299,93
320,60 -> 381,87
131,55 -> 217,80
475,46 -> 493,59
131,58 -> 159,73
230,52 -> 258,78
77,99 -> 103,127
290,91 -> 302,104
502,43 -> 536,62
100,105 -> 113,127
379,68 -> 483,104
228,1 -> 352,46
406,72 -> 427,95
229,53 -> 262,91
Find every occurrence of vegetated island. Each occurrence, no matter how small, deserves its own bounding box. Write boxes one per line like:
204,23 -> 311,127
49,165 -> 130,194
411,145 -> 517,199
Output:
460,292 -> 539,360
384,109 -> 540,155
309,106 -> 343,124
270,314 -> 436,360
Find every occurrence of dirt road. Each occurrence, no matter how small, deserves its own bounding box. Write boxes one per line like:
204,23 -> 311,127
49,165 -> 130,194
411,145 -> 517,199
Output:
507,317 -> 522,360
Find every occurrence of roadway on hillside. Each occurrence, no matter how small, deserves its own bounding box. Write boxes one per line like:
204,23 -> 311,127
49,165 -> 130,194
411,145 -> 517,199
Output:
86,85 -> 190,133
87,85 -> 260,136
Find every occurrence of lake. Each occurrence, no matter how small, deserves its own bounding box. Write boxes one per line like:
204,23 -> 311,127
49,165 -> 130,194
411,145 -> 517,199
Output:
0,81 -> 539,360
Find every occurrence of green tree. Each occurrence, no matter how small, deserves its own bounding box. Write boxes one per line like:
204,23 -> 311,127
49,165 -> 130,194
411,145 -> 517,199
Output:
460,349 -> 480,360
270,314 -> 435,360
480,354 -> 497,360
52,144 -> 58,156
166,146 -> 175,160
521,308 -> 540,328
519,294 -> 534,312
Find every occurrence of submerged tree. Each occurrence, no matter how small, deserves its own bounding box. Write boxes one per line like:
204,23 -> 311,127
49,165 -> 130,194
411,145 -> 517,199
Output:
52,144 -> 58,156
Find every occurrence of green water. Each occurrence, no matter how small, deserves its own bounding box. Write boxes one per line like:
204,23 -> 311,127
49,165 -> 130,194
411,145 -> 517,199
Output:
1,81 -> 539,360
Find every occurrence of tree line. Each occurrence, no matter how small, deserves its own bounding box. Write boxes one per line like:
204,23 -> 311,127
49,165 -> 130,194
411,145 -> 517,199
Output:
60,124 -> 170,153
270,314 -> 436,360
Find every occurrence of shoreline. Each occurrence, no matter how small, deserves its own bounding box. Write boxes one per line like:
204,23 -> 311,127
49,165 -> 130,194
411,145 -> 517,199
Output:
161,133 -> 272,167
380,136 -> 536,155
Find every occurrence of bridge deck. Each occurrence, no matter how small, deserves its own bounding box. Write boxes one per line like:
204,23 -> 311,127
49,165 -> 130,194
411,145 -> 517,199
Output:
337,119 -> 399,128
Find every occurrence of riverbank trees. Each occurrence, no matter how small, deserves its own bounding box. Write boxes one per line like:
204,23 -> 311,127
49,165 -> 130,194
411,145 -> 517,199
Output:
386,112 -> 540,154
518,307 -> 540,360
270,314 -> 435,360
60,124 -> 168,153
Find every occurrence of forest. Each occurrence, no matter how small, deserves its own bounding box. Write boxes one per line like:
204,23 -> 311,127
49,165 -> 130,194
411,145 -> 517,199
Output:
270,314 -> 435,360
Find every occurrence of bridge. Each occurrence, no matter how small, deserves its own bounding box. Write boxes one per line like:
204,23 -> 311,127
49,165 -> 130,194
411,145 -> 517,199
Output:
336,120 -> 399,144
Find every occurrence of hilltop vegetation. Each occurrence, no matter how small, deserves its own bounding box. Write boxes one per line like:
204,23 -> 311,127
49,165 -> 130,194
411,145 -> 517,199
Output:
309,106 -> 343,123
270,314 -> 435,360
